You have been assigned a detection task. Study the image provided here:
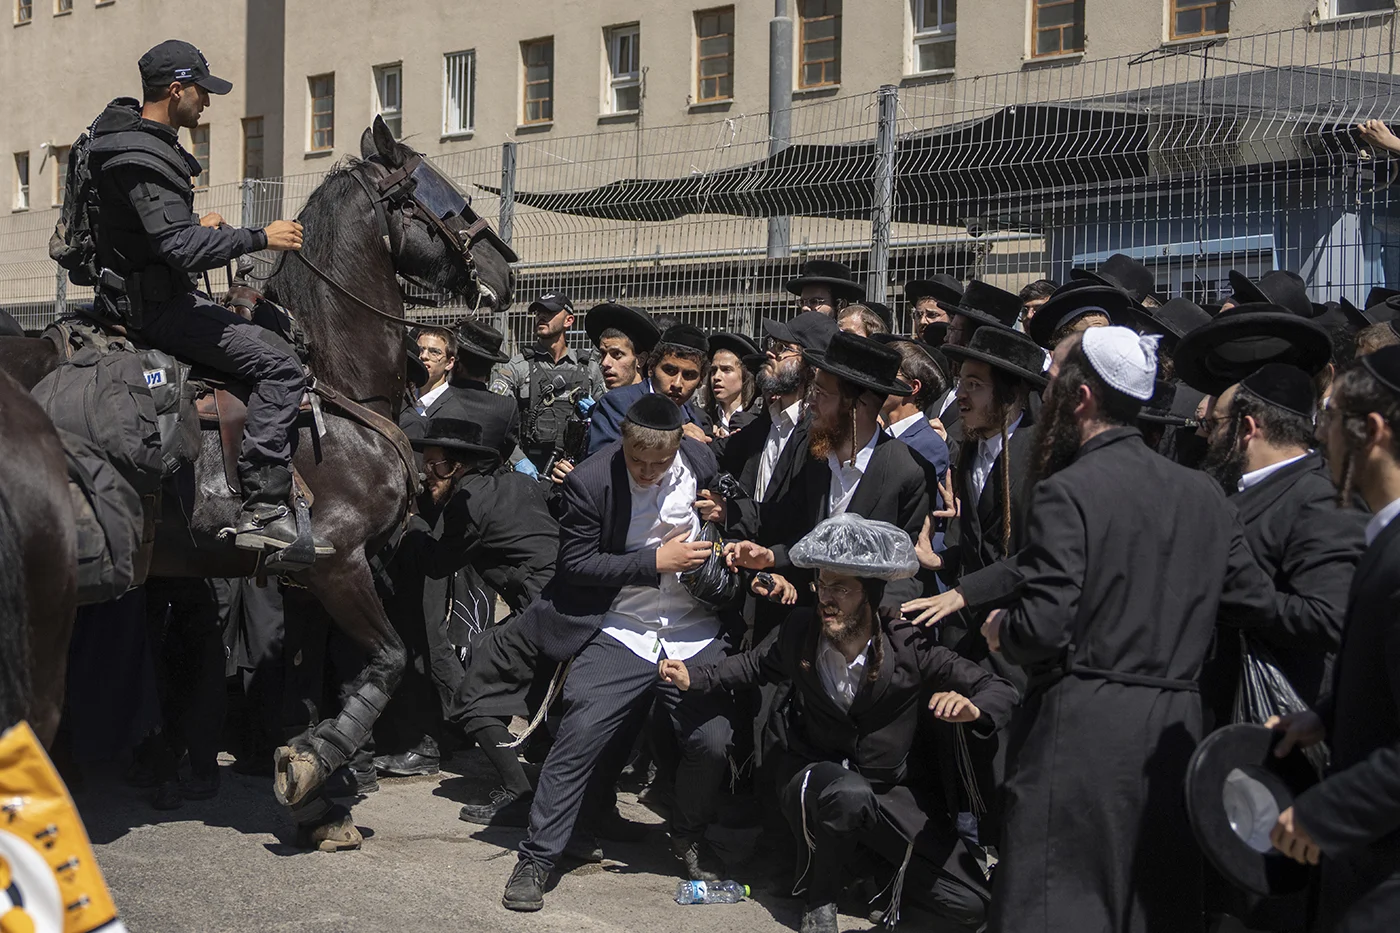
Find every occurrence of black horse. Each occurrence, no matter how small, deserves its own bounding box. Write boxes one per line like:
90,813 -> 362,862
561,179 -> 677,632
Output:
0,118 -> 515,848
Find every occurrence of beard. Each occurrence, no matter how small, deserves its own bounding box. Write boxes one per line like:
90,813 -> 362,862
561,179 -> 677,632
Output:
808,415 -> 850,461
757,360 -> 802,398
1202,420 -> 1246,492
1030,377 -> 1086,483
820,599 -> 870,644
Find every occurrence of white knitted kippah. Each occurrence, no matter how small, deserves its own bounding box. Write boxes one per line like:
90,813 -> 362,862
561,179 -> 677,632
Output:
1081,326 -> 1160,401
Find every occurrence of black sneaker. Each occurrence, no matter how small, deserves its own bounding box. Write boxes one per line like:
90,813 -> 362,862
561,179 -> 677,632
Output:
459,788 -> 534,827
502,858 -> 547,912
671,835 -> 724,882
800,902 -> 838,933
373,750 -> 440,777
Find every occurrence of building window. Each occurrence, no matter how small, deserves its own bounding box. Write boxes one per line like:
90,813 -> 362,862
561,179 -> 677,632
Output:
16,0 -> 32,23
913,0 -> 956,73
443,49 -> 476,135
374,63 -> 402,138
799,0 -> 841,89
55,0 -> 72,13
242,117 -> 264,179
14,152 -> 29,211
1031,0 -> 1085,57
522,38 -> 554,125
605,24 -> 641,113
309,73 -> 335,151
1169,0 -> 1228,38
52,144 -> 69,207
695,7 -> 735,102
189,124 -> 210,188
1321,0 -> 1393,16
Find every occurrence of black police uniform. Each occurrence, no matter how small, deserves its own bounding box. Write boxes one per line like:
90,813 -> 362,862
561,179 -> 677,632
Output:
91,42 -> 305,531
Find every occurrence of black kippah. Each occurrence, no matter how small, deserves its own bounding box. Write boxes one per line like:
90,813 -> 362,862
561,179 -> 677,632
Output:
657,324 -> 708,354
1237,363 -> 1316,419
625,393 -> 685,431
1363,344 -> 1400,394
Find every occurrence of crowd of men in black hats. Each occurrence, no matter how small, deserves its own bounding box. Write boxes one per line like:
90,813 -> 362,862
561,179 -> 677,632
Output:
132,253 -> 1400,933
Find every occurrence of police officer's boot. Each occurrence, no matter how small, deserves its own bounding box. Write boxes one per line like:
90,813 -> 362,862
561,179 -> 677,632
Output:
232,463 -> 334,556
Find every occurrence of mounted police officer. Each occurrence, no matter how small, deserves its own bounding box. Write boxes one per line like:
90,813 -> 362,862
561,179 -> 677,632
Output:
490,291 -> 604,473
87,40 -> 326,554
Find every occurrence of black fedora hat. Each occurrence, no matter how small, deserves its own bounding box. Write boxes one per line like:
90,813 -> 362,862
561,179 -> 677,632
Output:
1228,271 -> 1313,320
785,259 -> 866,303
1312,299 -> 1368,336
409,417 -> 498,461
1137,380 -> 1204,426
585,302 -> 662,355
1070,253 -> 1161,304
1122,297 -> 1213,352
1366,294 -> 1400,325
1363,285 -> 1400,310
948,280 -> 1021,331
943,325 -> 1048,387
921,321 -> 949,348
404,334 -> 430,388
1026,284 -> 1139,350
454,316 -> 510,364
1173,302 -> 1333,396
904,274 -> 963,308
708,332 -> 759,361
802,332 -> 911,397
1186,723 -> 1320,898
872,333 -> 951,388
763,310 -> 840,353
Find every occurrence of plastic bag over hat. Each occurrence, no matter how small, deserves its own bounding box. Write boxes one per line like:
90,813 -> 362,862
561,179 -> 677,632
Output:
790,512 -> 919,581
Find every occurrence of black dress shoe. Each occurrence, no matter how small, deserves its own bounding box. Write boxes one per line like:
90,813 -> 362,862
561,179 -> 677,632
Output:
373,750 -> 440,777
180,771 -> 220,801
502,858 -> 547,912
800,902 -> 838,933
459,788 -> 533,827
671,835 -> 724,882
562,831 -> 604,863
325,765 -> 379,797
587,806 -> 651,842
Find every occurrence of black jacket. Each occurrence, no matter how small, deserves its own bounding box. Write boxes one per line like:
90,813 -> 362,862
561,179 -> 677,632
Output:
516,437 -> 720,661
712,402 -> 811,538
91,99 -> 263,284
1294,514 -> 1400,933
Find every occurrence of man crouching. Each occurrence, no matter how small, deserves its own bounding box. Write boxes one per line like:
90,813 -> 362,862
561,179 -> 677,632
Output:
660,513 -> 1018,933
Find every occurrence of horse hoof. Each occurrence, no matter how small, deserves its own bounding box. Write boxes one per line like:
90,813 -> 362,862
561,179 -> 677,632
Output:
295,806 -> 362,852
273,745 -> 328,808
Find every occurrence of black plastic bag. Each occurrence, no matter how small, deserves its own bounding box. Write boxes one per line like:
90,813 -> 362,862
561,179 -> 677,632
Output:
1231,631 -> 1328,777
678,521 -> 742,609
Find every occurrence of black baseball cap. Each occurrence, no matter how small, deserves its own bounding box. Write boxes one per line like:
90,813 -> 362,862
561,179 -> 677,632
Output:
528,292 -> 574,316
139,40 -> 233,95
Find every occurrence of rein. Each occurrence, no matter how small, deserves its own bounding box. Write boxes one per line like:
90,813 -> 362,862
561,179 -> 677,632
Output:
291,249 -> 409,328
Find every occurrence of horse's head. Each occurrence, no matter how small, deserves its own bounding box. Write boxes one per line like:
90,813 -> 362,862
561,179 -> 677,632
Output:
358,116 -> 515,311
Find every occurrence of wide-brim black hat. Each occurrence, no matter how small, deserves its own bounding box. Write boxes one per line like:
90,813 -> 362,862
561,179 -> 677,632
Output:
904,274 -> 963,308
785,260 -> 866,302
1121,297 -> 1213,353
1325,298 -> 1370,333
1366,294 -> 1400,325
1069,253 -> 1160,304
803,332 -> 911,396
409,417 -> 498,461
1173,302 -> 1333,396
1186,723 -> 1320,898
948,280 -> 1021,331
404,335 -> 430,388
1027,284 -> 1139,349
454,317 -> 510,363
1228,271 -> 1314,320
1137,380 -> 1204,426
585,302 -> 662,354
943,326 -> 1048,387
921,321 -> 949,348
862,301 -> 895,332
763,311 -> 840,353
708,332 -> 759,361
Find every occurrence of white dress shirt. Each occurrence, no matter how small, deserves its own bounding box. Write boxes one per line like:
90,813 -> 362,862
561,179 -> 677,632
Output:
414,381 -> 450,416
601,454 -> 720,662
971,413 -> 1024,500
816,636 -> 870,712
1237,452 -> 1310,492
755,398 -> 803,503
886,411 -> 926,439
1365,495 -> 1400,547
827,432 -> 878,517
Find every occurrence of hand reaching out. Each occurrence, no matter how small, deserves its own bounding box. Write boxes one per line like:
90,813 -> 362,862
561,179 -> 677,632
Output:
929,691 -> 981,723
658,659 -> 692,690
725,540 -> 775,571
695,488 -> 727,524
1358,118 -> 1400,155
751,572 -> 797,605
901,588 -> 966,627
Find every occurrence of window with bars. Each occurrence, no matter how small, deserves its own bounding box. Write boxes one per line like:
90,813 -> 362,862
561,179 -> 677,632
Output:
1169,0 -> 1228,38
799,0 -> 841,88
242,117 -> 264,179
374,63 -> 402,138
443,49 -> 476,135
55,0 -> 72,13
913,0 -> 956,73
1321,0 -> 1393,16
52,145 -> 69,207
522,38 -> 554,125
16,0 -> 32,23
14,152 -> 29,211
309,73 -> 335,151
190,125 -> 210,187
606,24 -> 641,113
1031,0 -> 1085,57
695,7 -> 735,102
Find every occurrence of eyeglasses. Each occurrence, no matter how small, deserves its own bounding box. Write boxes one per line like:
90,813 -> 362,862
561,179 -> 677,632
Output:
811,580 -> 855,600
764,337 -> 802,359
419,347 -> 448,360
1197,416 -> 1229,432
799,296 -> 836,310
422,458 -> 459,479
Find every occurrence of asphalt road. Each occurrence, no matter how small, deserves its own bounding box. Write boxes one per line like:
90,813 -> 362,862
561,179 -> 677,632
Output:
73,750 -> 901,933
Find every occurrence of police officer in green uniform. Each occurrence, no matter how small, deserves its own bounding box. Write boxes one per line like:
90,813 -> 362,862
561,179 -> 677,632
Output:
490,292 -> 604,472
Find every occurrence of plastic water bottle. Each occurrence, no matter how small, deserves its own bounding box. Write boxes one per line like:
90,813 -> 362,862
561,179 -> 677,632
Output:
675,880 -> 750,904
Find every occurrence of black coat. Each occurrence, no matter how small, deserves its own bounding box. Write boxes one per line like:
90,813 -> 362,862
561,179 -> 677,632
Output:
689,608 -> 1017,852
712,402 -> 812,537
989,428 -> 1277,933
515,437 -> 720,662
1293,513 -> 1400,933
1201,453 -> 1366,722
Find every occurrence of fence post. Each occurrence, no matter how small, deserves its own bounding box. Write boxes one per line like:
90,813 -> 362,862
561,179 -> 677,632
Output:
54,266 -> 66,320
868,84 -> 898,306
766,0 -> 792,260
499,142 -> 517,246
239,178 -> 253,228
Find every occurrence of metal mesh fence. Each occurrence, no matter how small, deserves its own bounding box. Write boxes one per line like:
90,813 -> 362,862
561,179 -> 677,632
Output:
3,16 -> 1398,353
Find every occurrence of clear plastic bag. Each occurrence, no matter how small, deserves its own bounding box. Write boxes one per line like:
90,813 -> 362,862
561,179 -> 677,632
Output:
678,521 -> 742,608
1231,631 -> 1328,777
